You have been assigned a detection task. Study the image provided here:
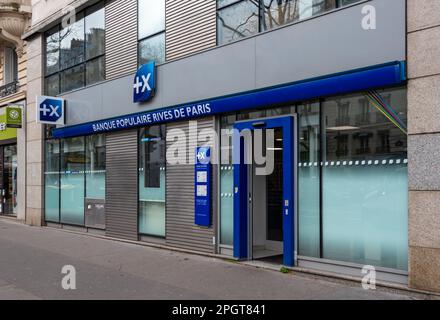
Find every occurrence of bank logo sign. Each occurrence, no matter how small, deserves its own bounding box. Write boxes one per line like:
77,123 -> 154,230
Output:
133,62 -> 156,103
36,96 -> 65,125
196,147 -> 211,165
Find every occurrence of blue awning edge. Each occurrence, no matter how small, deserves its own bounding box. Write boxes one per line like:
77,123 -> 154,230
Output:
52,61 -> 406,139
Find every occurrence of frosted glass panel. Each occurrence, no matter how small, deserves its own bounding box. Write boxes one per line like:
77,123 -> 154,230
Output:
86,172 -> 105,199
139,170 -> 166,236
322,88 -> 408,270
60,172 -> 85,225
220,166 -> 234,245
60,137 -> 85,225
85,134 -> 106,199
45,140 -> 60,222
298,103 -> 320,258
220,115 -> 236,246
322,164 -> 408,270
45,173 -> 59,222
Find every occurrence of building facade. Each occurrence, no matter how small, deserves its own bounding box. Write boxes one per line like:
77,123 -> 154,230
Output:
0,0 -> 30,220
13,0 -> 439,293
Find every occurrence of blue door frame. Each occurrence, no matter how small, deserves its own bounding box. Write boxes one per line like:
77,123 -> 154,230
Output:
233,116 -> 296,266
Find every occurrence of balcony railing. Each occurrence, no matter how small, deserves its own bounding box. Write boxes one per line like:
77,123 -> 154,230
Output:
0,81 -> 19,98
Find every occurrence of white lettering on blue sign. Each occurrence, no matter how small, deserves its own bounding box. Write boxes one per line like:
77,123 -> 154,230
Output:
91,103 -> 212,134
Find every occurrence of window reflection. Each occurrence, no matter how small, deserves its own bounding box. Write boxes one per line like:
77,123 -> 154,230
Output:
322,88 -> 408,270
60,64 -> 85,93
60,12 -> 85,70
217,0 -> 259,45
44,2 -> 105,95
45,27 -> 60,75
85,3 -> 105,60
138,0 -> 166,65
139,33 -> 165,65
217,0 -> 359,44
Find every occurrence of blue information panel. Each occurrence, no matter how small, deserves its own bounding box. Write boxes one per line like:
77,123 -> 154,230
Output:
195,147 -> 211,227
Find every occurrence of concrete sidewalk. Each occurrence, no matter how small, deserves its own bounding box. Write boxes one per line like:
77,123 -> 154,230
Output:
0,219 -> 427,300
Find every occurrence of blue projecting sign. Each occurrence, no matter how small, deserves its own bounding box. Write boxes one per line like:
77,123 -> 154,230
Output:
36,96 -> 65,125
133,62 -> 156,103
195,147 -> 212,227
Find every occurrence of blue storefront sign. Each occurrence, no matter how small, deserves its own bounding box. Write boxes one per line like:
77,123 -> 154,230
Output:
133,62 -> 156,103
195,147 -> 212,227
52,61 -> 406,138
36,96 -> 65,125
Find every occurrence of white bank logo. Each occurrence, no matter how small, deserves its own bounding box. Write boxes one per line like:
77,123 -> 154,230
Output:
36,96 -> 65,125
133,61 -> 156,103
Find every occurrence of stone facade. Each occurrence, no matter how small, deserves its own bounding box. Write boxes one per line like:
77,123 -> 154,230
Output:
407,0 -> 440,292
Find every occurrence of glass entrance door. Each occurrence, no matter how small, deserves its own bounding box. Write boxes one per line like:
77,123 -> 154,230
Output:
0,145 -> 18,216
251,127 -> 284,261
233,116 -> 296,266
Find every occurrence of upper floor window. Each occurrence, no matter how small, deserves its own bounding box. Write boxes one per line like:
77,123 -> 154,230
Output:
3,47 -> 18,85
44,2 -> 105,95
138,0 -> 166,66
217,0 -> 360,45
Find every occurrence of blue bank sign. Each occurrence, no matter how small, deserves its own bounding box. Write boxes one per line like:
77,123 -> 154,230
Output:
36,96 -> 65,125
195,147 -> 212,227
133,62 -> 156,103
52,61 -> 406,139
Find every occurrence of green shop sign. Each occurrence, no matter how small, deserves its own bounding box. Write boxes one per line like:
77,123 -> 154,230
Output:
6,105 -> 23,129
0,106 -> 18,141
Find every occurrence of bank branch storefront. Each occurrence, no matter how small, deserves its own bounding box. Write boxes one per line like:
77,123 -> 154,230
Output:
45,58 -> 409,283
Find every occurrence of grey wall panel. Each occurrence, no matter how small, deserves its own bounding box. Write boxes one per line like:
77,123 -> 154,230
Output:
165,118 -> 216,253
105,129 -> 139,241
166,0 -> 216,60
62,0 -> 406,126
254,0 -> 406,88
105,0 -> 138,80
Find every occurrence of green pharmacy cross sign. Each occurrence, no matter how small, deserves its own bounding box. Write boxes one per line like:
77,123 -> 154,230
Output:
6,105 -> 23,129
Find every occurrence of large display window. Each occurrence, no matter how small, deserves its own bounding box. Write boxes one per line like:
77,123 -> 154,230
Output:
219,87 -> 408,270
138,125 -> 166,237
44,134 -> 106,226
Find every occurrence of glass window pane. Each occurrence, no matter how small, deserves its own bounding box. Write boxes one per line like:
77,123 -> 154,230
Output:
86,56 -> 105,85
297,102 -> 321,258
3,145 -> 18,215
86,134 -> 106,199
261,0 -> 298,31
218,0 -> 239,8
338,0 -> 361,6
217,0 -> 259,45
45,74 -> 60,96
60,12 -> 85,70
322,88 -> 408,270
220,114 -> 236,245
45,26 -> 60,75
45,140 -> 60,223
139,125 -> 166,237
261,0 -> 337,31
85,2 -> 105,60
60,137 -> 85,225
139,33 -> 165,65
60,64 -> 85,93
237,109 -> 266,120
138,0 -> 165,39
